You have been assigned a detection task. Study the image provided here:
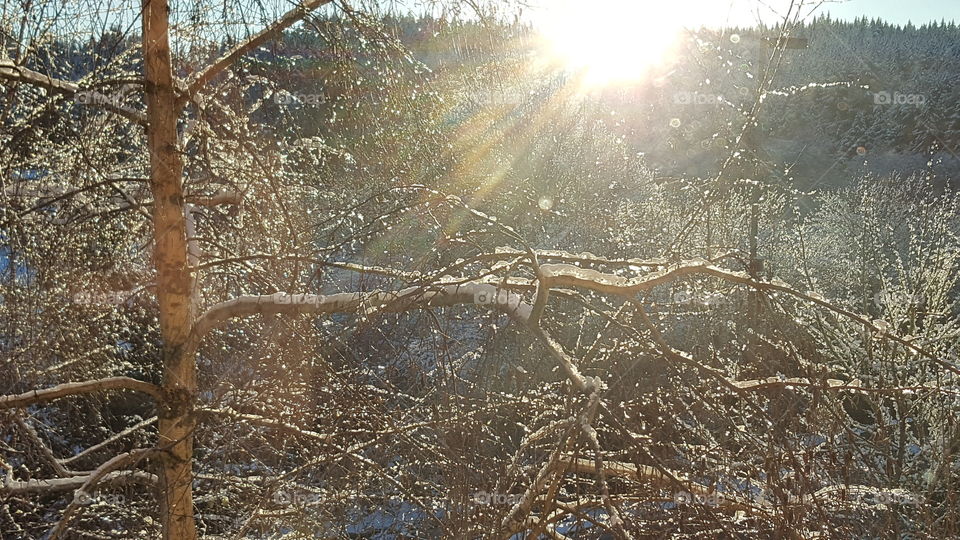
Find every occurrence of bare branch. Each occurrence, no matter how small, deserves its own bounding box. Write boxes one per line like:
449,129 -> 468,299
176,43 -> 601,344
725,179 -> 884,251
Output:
182,0 -> 333,105
48,449 -> 156,539
0,377 -> 162,409
60,417 -> 158,466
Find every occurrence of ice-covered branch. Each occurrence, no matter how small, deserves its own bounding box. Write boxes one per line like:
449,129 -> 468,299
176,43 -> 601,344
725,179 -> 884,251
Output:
729,377 -> 959,396
191,283 -> 532,344
60,417 -> 158,466
0,59 -> 79,94
558,456 -> 768,516
187,191 -> 243,207
14,417 -> 72,477
0,377 -> 162,409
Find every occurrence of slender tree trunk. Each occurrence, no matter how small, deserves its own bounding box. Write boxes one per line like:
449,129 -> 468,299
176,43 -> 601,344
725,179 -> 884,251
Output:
142,1 -> 197,538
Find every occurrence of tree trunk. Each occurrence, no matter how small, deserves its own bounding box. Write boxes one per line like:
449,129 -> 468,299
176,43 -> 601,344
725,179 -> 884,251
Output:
142,1 -> 197,538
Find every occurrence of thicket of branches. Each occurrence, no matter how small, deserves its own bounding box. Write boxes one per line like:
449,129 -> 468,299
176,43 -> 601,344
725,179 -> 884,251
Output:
1,1 -> 958,538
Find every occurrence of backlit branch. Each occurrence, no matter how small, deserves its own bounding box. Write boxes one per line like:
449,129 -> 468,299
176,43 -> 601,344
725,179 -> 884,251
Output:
191,283 -> 532,347
182,0 -> 334,105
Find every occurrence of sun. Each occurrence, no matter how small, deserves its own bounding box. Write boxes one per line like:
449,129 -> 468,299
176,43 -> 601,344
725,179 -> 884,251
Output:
539,0 -> 687,86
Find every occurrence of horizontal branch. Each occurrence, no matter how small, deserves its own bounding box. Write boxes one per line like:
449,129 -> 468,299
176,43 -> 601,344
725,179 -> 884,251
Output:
188,191 -> 243,207
2,470 -> 156,495
0,60 -> 146,125
199,406 -> 334,443
730,377 -> 960,396
488,247 -> 672,269
191,282 -> 599,394
192,282 -> 531,343
560,456 -> 922,513
559,456 -> 768,516
0,377 -> 162,409
537,260 -> 960,377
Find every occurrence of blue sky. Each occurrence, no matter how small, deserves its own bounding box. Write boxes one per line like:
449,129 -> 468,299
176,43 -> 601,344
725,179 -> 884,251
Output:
525,0 -> 960,29
818,0 -> 960,25
687,0 -> 960,26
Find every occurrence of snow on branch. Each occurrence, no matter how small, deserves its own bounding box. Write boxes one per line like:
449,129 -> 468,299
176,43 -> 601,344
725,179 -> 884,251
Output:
0,377 -> 162,409
192,282 -> 532,342
559,455 -> 923,514
199,406 -> 334,443
187,191 -> 243,206
191,284 -> 607,393
1,470 -> 156,495
729,377 -> 959,396
558,456 -> 770,517
538,260 -> 959,377
487,247 -> 671,269
0,59 -> 79,94
60,417 -> 158,466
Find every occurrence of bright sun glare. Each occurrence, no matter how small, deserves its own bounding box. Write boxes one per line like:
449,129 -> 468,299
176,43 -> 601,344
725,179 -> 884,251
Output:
540,0 -> 687,86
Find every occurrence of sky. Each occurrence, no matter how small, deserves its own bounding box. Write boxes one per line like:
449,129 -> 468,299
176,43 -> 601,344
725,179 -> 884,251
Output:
814,0 -> 960,25
526,0 -> 960,29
